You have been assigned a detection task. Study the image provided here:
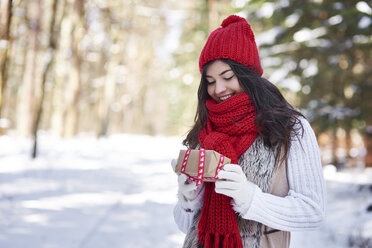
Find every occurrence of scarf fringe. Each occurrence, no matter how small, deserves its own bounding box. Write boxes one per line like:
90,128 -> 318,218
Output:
199,232 -> 244,248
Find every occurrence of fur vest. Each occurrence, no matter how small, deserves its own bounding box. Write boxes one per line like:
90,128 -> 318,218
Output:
182,136 -> 290,248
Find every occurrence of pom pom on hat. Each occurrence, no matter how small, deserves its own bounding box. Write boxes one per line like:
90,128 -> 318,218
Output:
199,15 -> 263,76
220,15 -> 246,27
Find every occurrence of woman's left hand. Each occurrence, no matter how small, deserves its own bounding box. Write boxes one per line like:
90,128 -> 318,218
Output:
215,163 -> 256,209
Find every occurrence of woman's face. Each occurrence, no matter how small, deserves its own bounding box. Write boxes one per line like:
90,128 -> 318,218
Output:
205,60 -> 243,103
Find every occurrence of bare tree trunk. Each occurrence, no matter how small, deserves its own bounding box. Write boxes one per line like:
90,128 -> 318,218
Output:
50,0 -> 67,137
63,49 -> 81,137
364,77 -> 372,168
62,0 -> 84,137
16,0 -> 41,137
99,57 -> 118,136
32,0 -> 58,158
343,119 -> 353,167
207,0 -> 218,32
331,127 -> 340,168
0,0 -> 12,121
364,112 -> 372,168
364,133 -> 372,168
97,7 -> 122,136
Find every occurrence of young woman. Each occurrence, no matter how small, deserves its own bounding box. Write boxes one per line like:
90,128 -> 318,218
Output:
172,15 -> 326,248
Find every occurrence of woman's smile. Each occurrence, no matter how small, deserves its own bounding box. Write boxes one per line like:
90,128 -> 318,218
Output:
219,94 -> 233,101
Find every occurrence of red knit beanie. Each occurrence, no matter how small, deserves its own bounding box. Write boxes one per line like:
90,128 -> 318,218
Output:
199,15 -> 263,76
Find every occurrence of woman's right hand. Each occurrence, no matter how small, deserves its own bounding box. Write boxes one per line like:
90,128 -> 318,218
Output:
171,159 -> 204,201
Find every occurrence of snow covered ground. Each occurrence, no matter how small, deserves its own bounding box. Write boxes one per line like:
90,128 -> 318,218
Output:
0,132 -> 371,248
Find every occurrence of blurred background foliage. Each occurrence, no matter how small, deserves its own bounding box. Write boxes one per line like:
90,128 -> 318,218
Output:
0,0 -> 371,167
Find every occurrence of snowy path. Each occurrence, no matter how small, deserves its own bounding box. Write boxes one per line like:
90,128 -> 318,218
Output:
0,133 -> 371,248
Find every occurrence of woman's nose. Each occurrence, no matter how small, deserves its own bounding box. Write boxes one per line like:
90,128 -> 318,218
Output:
215,81 -> 226,95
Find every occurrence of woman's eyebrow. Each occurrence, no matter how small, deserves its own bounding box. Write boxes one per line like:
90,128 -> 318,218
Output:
219,69 -> 232,75
206,69 -> 232,78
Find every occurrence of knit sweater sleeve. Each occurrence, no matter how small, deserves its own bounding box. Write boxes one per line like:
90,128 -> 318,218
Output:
173,185 -> 204,233
239,117 -> 326,231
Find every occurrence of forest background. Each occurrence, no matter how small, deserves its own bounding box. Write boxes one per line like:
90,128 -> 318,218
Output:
0,0 -> 371,168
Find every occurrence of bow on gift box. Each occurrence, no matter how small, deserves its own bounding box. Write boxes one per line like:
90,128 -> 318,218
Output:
180,148 -> 225,186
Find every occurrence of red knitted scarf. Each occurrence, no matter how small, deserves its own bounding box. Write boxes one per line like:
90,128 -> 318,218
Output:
198,92 -> 258,248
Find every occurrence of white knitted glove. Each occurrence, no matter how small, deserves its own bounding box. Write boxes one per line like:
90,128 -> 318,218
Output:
171,159 -> 204,201
215,163 -> 256,214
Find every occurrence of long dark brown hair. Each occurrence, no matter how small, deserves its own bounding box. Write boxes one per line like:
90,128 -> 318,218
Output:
183,59 -> 304,165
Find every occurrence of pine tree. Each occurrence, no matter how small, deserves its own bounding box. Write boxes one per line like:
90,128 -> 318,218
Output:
244,0 -> 372,167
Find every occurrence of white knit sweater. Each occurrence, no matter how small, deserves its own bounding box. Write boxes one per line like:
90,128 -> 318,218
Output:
173,117 -> 326,234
